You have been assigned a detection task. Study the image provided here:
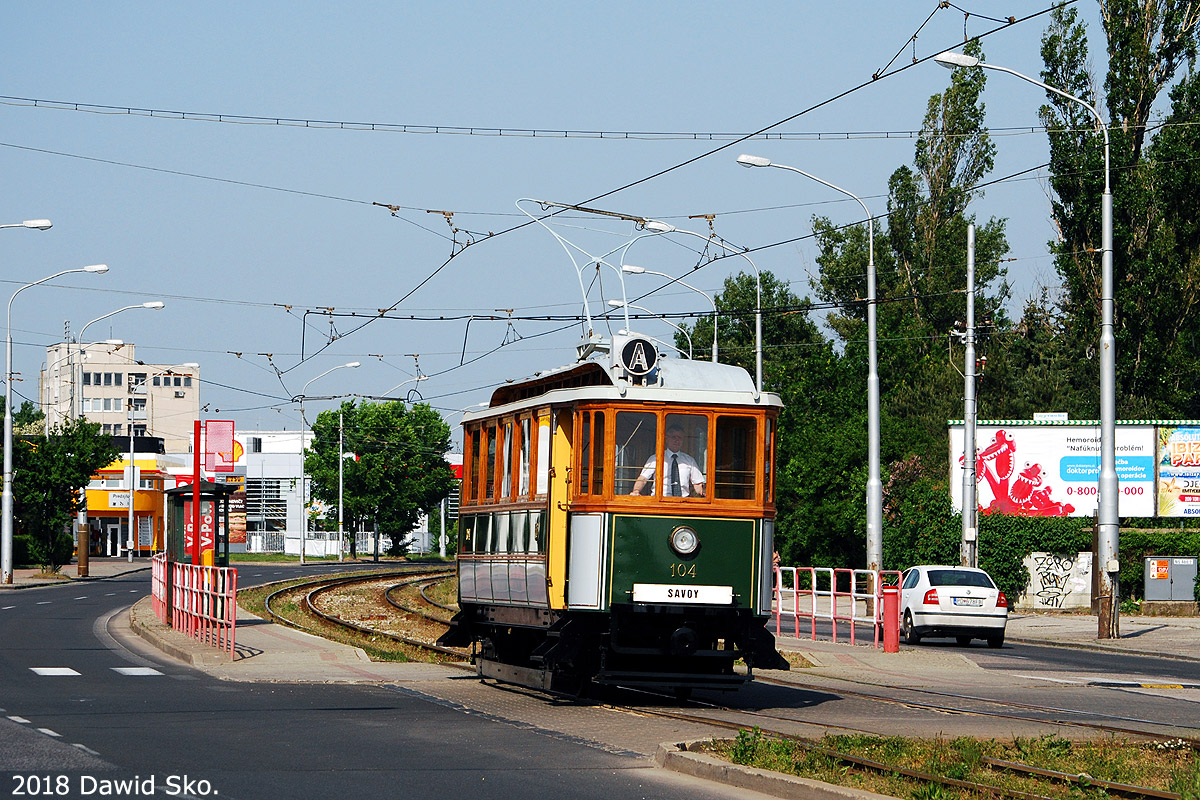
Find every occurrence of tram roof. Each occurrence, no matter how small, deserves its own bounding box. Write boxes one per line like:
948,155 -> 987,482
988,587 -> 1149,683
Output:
467,356 -> 780,422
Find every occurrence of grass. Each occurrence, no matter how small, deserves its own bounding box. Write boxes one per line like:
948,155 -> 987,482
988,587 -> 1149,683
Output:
713,730 -> 1200,800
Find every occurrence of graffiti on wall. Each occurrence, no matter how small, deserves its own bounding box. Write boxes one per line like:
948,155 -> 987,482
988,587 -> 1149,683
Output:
1018,551 -> 1093,610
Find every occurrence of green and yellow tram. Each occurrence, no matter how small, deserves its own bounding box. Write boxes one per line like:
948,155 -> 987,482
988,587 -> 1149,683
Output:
440,334 -> 788,695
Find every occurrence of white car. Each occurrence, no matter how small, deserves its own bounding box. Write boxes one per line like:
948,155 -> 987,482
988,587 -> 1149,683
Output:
899,565 -> 1008,648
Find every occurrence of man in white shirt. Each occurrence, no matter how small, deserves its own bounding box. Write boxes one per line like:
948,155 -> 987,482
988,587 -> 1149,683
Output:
630,424 -> 706,497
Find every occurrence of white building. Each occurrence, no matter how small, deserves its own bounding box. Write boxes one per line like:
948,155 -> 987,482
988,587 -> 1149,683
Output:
40,342 -> 200,452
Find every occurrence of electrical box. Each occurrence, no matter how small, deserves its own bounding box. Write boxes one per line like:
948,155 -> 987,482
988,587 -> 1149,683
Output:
1144,557 -> 1198,602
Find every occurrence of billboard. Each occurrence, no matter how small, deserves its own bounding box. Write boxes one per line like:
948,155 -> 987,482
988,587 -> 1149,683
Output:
950,424 -> 1156,517
1158,426 -> 1200,517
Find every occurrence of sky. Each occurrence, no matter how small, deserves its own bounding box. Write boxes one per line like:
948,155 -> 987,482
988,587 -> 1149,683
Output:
1,1 -> 1122,444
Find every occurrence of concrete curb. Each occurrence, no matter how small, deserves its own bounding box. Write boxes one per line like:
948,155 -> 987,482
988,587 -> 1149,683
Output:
1005,634 -> 1200,663
0,565 -> 151,590
127,595 -> 229,668
655,740 -> 897,800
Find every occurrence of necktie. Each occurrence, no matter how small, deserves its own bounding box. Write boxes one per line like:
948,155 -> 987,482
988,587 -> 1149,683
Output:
670,453 -> 681,496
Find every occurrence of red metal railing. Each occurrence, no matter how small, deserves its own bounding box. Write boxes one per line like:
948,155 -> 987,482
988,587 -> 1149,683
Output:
774,565 -> 901,649
151,552 -> 168,623
165,558 -> 238,659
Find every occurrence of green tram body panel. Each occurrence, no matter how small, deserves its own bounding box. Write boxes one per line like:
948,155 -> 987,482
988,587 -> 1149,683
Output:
607,514 -> 759,611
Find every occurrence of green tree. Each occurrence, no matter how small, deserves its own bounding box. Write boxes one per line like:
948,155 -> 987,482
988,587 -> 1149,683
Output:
305,399 -> 455,557
1040,3 -> 1200,417
10,418 -> 118,571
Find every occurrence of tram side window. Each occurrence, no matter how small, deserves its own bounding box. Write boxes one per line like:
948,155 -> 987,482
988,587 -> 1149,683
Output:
518,417 -> 532,497
577,410 -> 606,496
485,425 -> 497,500
461,515 -> 476,553
715,416 -> 757,500
501,421 -> 513,499
615,411 -> 657,496
764,417 -> 775,504
530,509 -> 546,553
468,429 -> 480,504
494,511 -> 510,553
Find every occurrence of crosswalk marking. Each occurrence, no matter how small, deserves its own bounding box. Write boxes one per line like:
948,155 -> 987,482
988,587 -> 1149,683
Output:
111,667 -> 163,676
29,667 -> 81,676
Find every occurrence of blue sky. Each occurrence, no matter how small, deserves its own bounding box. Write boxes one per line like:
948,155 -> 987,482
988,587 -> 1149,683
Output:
1,2 -> 1114,439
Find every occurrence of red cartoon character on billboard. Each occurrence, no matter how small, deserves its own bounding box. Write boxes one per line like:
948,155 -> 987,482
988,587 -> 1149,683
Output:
970,430 -> 1075,517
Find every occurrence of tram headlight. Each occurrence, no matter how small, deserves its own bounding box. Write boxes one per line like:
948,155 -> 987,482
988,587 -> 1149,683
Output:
669,526 -> 699,557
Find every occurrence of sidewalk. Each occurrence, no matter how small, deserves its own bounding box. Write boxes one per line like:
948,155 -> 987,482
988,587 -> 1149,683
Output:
0,557 -> 150,589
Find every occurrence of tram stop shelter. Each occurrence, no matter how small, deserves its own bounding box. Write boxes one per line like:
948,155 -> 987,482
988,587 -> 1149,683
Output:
164,481 -> 237,568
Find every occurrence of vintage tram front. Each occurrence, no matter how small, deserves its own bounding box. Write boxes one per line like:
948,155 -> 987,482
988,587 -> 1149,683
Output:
440,335 -> 787,695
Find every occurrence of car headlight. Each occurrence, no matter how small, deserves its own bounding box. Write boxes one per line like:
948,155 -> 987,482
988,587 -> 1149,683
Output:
669,526 -> 699,556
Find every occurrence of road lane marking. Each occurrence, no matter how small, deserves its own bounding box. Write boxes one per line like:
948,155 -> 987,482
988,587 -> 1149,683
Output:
2,606 -> 14,610
7,715 -> 30,723
37,728 -> 61,737
29,667 -> 81,676
74,596 -> 88,600
72,743 -> 101,756
1016,675 -> 1082,684
36,601 -> 52,605
112,667 -> 163,676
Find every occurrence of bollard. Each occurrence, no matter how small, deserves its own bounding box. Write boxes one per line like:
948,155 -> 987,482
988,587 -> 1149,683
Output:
882,586 -> 899,653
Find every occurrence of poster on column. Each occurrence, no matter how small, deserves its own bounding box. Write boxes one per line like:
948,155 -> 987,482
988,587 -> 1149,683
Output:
184,499 -> 215,557
1158,426 -> 1200,517
949,424 -> 1155,517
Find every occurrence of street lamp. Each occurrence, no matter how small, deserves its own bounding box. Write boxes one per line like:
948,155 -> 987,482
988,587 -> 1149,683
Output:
934,50 -> 1117,638
377,374 -> 428,401
738,153 -> 882,571
622,265 -> 718,363
607,299 -> 693,358
3,263 -> 108,584
74,301 -> 165,421
0,220 -> 52,231
297,361 -> 360,564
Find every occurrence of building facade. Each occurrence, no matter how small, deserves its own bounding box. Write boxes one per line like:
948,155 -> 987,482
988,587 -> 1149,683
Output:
41,342 -> 200,452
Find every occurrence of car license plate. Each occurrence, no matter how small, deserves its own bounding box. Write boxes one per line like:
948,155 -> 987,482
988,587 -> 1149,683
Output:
953,597 -> 983,607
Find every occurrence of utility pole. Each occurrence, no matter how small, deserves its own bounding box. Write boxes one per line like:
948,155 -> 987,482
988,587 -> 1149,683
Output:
337,411 -> 344,563
960,224 -> 978,568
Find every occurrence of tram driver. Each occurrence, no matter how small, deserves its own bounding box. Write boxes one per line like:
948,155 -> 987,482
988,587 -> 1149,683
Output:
629,424 -> 706,497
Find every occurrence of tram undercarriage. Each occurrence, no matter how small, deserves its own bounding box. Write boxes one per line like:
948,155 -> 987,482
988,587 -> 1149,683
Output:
440,603 -> 789,696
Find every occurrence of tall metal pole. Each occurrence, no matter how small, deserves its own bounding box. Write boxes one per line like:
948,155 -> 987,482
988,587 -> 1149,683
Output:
127,403 -> 136,562
736,155 -> 881,571
338,411 -> 344,563
3,263 -> 106,583
961,224 -> 978,569
934,51 -> 1118,638
439,497 -> 447,558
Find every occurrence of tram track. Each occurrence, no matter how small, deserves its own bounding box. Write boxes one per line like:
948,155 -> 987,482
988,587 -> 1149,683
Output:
259,566 -> 468,661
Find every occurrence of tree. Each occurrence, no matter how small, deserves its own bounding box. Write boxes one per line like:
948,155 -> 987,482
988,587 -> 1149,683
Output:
10,418 -> 118,571
1040,3 -> 1200,418
305,399 -> 455,557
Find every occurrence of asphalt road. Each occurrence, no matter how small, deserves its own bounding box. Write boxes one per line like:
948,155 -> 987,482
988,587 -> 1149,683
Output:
0,568 -> 776,800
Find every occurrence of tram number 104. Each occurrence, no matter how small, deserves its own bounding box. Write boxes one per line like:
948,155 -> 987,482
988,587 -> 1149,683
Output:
670,563 -> 697,578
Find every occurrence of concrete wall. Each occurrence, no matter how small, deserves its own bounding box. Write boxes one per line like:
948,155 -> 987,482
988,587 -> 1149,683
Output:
1016,551 -> 1093,610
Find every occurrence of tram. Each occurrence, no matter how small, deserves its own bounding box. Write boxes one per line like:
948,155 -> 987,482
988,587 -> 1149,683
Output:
439,332 -> 788,695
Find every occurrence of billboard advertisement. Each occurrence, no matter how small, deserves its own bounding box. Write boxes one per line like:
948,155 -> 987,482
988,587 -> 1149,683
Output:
950,424 -> 1156,518
1158,426 -> 1200,517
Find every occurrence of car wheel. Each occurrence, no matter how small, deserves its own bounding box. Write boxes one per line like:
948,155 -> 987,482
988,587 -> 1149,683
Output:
902,610 -> 921,644
986,631 -> 1005,649
955,635 -> 972,646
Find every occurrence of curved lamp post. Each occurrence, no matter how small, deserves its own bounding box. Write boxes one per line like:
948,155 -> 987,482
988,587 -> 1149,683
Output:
607,299 -> 692,358
641,220 -> 764,395
935,50 -> 1117,638
296,361 -> 360,564
621,265 -> 718,363
3,263 -> 108,583
737,153 -> 882,572
75,301 -> 165,420
0,220 -> 52,232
